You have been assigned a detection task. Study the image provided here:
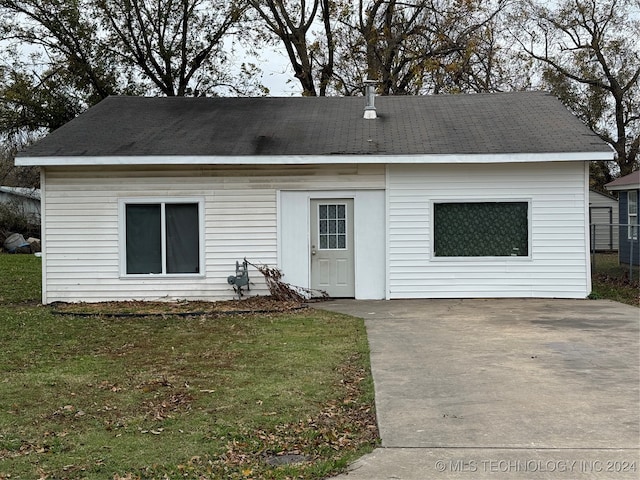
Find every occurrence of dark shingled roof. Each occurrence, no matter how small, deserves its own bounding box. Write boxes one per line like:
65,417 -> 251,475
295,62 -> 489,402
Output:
18,91 -> 611,158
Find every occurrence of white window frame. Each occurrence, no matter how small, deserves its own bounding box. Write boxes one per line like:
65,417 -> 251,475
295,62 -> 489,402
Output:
629,190 -> 638,240
118,197 -> 205,278
430,199 -> 532,261
316,201 -> 349,251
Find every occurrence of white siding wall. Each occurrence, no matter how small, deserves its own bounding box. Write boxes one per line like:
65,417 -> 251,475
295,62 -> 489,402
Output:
279,190 -> 386,299
42,161 -> 591,302
42,164 -> 384,303
387,162 -> 591,299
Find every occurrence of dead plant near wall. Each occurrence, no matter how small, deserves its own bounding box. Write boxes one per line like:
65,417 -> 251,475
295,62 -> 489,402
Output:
246,260 -> 329,302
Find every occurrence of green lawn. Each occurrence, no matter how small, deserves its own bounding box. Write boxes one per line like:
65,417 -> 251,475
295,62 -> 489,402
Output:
0,254 -> 378,479
0,253 -> 42,304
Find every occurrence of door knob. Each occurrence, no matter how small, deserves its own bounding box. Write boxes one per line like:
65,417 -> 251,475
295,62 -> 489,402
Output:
311,245 -> 317,256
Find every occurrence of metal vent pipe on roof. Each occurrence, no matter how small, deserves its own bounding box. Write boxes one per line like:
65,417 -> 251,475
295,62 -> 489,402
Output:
363,79 -> 377,119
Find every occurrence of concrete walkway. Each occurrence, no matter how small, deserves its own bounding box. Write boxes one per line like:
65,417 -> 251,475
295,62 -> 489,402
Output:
319,299 -> 640,479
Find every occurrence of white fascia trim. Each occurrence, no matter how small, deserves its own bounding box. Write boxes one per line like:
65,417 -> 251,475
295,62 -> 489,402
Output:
605,183 -> 640,191
15,151 -> 614,167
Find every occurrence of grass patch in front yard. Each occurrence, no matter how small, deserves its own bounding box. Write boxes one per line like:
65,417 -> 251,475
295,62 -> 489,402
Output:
0,253 -> 41,304
0,255 -> 378,479
590,253 -> 640,307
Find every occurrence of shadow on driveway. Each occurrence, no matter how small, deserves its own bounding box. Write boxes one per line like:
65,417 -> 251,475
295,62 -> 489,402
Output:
319,299 -> 640,479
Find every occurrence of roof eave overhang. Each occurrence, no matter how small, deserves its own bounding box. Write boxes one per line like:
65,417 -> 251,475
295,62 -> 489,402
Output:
605,183 -> 640,191
15,151 -> 614,167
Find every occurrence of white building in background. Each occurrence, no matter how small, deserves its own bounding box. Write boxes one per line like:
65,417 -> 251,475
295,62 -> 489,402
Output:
589,189 -> 619,252
0,186 -> 41,223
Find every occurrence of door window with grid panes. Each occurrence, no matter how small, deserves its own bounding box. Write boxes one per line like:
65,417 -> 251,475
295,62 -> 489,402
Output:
318,203 -> 347,249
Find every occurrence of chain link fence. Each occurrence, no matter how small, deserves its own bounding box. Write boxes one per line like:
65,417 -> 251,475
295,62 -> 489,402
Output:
590,223 -> 639,281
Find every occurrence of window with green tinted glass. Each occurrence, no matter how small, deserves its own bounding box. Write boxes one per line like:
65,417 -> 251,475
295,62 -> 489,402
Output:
125,202 -> 200,274
434,202 -> 529,257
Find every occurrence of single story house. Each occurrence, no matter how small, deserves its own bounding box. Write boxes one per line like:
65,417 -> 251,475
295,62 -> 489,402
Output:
589,189 -> 618,252
15,91 -> 614,304
605,170 -> 640,266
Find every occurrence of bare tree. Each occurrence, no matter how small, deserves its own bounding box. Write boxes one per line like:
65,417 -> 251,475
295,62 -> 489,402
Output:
0,0 -> 261,150
513,0 -> 640,176
248,0 -> 335,96
329,0 -> 510,96
96,0 -> 249,96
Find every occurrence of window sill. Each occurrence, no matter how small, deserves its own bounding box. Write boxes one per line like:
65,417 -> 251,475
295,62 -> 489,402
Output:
120,273 -> 206,280
430,255 -> 532,262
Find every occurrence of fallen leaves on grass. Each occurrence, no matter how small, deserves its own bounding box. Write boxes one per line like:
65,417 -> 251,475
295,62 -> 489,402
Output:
0,440 -> 50,459
594,272 -> 640,289
96,380 -> 123,392
217,354 -> 379,475
592,273 -> 640,306
51,297 -> 307,317
113,474 -> 138,480
8,354 -> 378,479
142,390 -> 193,421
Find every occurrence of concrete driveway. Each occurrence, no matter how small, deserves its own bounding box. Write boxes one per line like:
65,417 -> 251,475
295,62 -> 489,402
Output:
319,299 -> 640,479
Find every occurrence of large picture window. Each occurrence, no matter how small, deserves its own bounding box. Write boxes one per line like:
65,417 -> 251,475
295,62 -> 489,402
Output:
123,200 -> 202,275
434,201 -> 529,257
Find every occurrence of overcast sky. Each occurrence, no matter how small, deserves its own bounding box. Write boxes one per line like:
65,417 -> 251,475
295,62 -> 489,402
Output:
257,54 -> 299,97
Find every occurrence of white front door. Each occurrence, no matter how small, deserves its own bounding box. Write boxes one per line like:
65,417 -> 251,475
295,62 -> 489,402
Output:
310,199 -> 355,297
